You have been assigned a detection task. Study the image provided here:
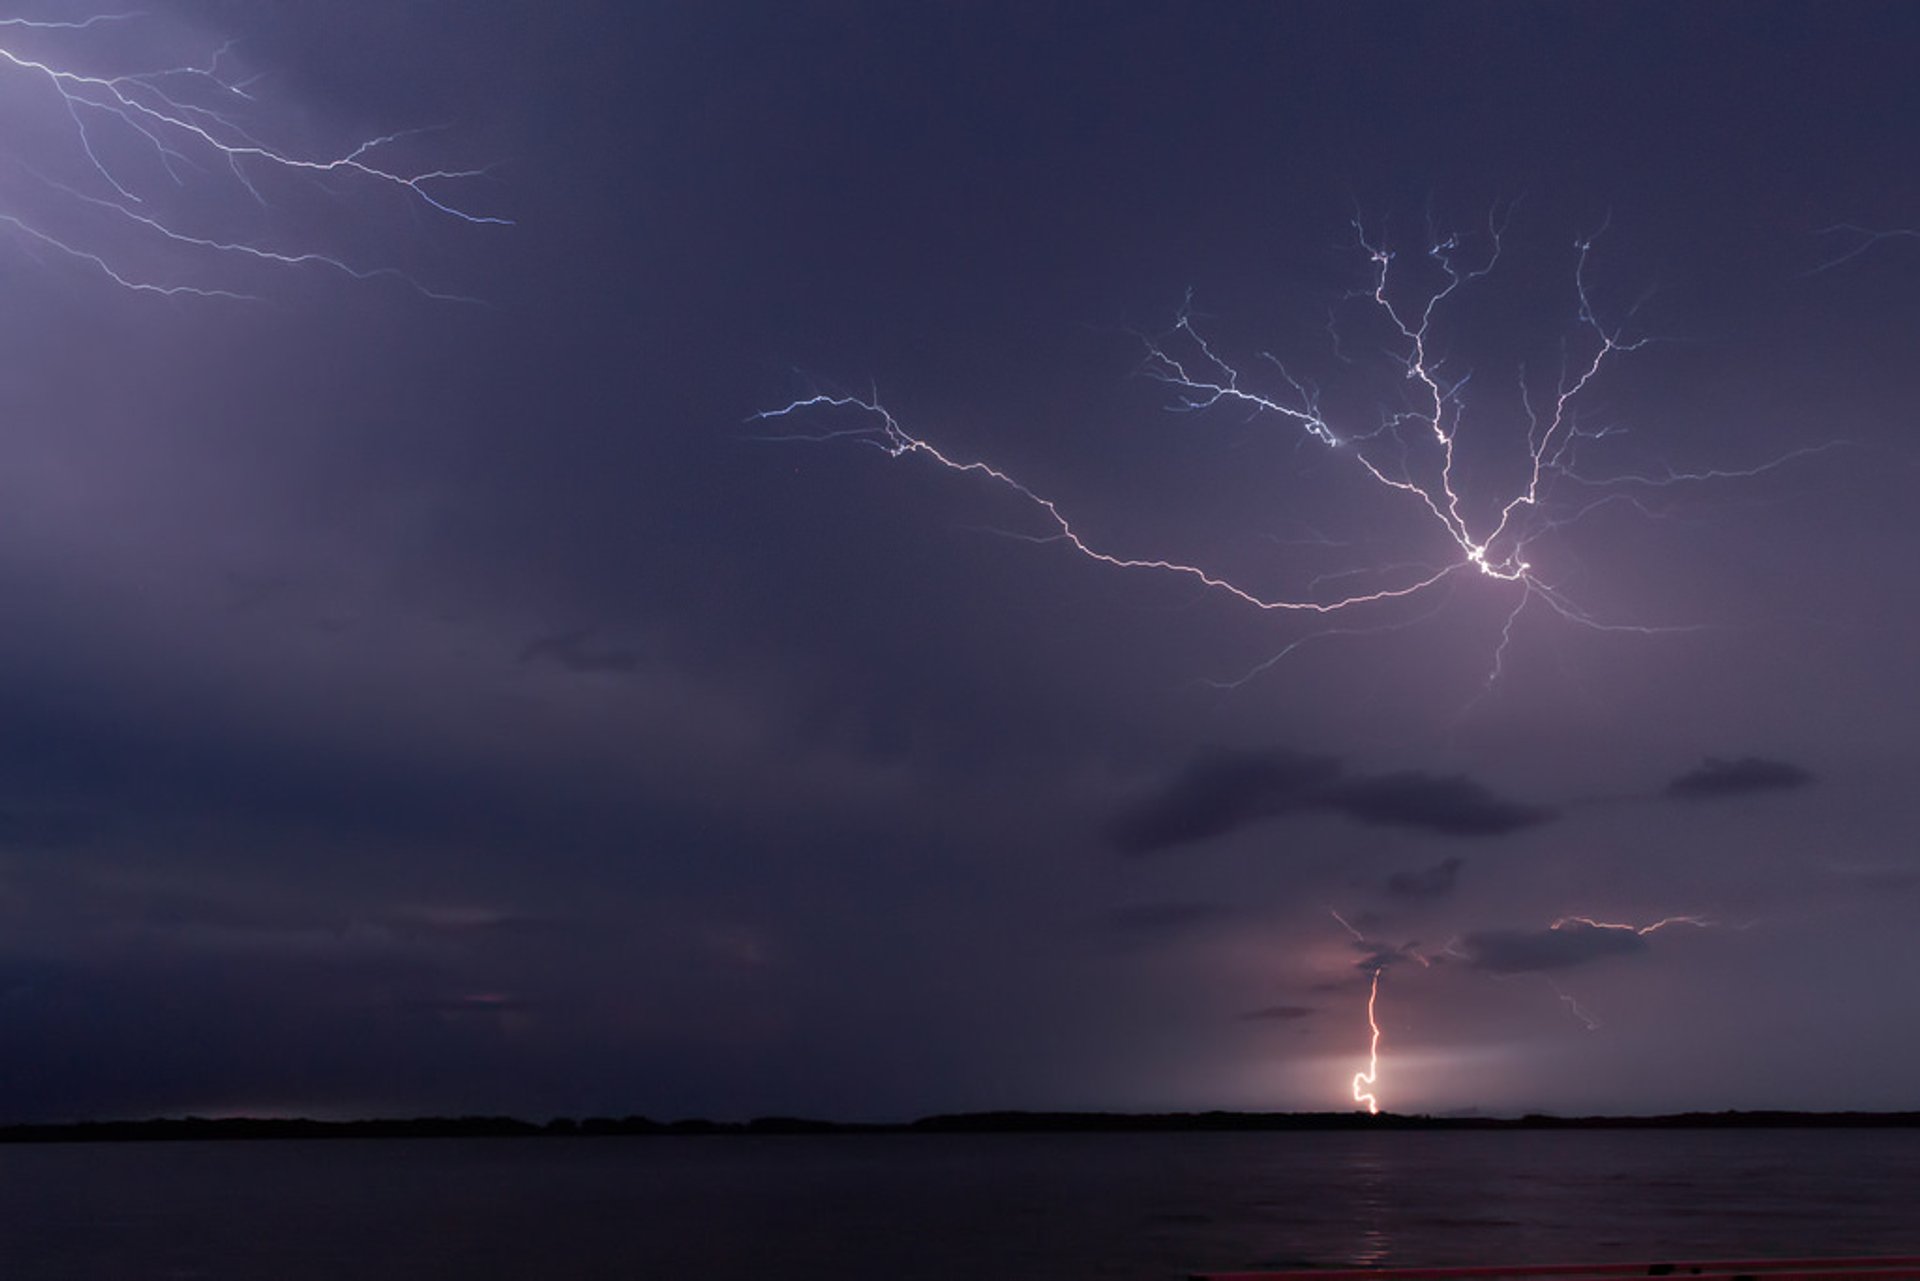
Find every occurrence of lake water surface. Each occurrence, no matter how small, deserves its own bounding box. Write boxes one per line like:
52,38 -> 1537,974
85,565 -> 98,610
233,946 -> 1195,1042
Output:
2,1129 -> 1917,1279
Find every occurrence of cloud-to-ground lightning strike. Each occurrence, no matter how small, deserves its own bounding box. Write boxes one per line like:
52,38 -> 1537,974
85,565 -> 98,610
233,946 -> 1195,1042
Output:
0,9 -> 506,299
1331,909 -> 1410,1113
1351,967 -> 1384,1116
1331,909 -> 1724,1103
757,212 -> 1839,689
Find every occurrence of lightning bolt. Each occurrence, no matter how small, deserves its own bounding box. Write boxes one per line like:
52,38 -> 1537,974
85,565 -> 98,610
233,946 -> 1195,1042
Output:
1534,913 -> 1720,1034
1550,914 -> 1714,936
758,211 -> 1825,690
1351,967 -> 1383,1116
1330,909 -> 1417,1114
0,8 -> 506,299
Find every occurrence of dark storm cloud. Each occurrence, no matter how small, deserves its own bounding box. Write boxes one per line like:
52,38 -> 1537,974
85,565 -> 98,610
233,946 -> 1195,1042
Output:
1458,921 -> 1650,974
1386,856 -> 1466,901
1107,748 -> 1341,853
518,629 -> 642,675
1321,773 -> 1552,836
1665,756 -> 1814,801
1238,1004 -> 1317,1022
1111,750 -> 1549,852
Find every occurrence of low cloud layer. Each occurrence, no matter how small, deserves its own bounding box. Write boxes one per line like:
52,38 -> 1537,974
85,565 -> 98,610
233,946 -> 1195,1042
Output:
1457,921 -> 1651,974
1321,774 -> 1549,836
1111,749 -> 1552,853
1107,749 -> 1341,853
1665,756 -> 1814,801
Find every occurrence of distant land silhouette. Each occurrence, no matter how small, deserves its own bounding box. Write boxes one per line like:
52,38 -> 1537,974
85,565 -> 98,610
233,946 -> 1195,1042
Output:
4,1110 -> 1919,1143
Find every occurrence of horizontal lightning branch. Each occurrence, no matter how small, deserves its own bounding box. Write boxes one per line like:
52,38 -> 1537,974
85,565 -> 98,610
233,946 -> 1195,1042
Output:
1550,914 -> 1714,936
759,212 -> 1840,694
0,8 -> 506,298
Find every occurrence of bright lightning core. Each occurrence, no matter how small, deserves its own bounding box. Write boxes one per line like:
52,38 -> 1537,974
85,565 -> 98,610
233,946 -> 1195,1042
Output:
759,211 -> 1826,691
0,9 -> 506,301
1352,968 -> 1384,1116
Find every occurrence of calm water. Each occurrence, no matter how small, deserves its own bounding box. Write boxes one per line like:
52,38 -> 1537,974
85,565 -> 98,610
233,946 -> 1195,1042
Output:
2,1129 -> 1917,1279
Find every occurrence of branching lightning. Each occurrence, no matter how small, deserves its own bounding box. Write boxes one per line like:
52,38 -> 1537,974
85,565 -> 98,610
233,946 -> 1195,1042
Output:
1808,223 -> 1920,274
1323,909 -> 1727,1105
1537,914 -> 1716,1033
755,208 -> 1834,689
1550,913 -> 1713,936
0,8 -> 506,300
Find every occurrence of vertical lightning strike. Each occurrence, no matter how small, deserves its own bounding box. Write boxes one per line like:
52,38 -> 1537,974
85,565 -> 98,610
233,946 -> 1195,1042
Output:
1330,910 -> 1411,1113
1351,967 -> 1384,1116
0,9 -> 507,299
759,212 -> 1828,691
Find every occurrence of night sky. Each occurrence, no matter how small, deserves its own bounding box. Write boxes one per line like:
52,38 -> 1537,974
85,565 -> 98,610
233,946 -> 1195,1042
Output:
3,0 -> 1918,1123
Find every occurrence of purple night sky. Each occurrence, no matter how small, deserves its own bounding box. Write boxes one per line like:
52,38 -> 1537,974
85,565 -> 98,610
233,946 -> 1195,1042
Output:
1,0 -> 1917,1123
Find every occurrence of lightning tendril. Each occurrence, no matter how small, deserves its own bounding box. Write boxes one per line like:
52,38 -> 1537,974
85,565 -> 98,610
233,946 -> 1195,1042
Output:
756,212 -> 1832,688
1,8 -> 506,300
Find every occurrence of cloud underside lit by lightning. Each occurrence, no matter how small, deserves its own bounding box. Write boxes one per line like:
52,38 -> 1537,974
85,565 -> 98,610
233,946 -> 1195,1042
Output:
0,9 -> 506,300
757,212 -> 1837,690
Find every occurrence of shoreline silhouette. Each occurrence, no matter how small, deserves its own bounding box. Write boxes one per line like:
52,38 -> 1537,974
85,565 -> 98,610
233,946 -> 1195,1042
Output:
4,1109 -> 1917,1144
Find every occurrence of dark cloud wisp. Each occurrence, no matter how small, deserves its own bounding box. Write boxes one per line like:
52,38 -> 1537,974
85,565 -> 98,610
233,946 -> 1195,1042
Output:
1665,756 -> 1814,801
1107,748 -> 1341,854
1457,921 -> 1651,975
1111,750 -> 1552,853
1320,773 -> 1552,837
519,630 -> 642,675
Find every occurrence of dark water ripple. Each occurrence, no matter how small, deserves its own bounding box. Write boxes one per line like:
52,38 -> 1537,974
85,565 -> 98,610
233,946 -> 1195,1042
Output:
0,1129 -> 1916,1279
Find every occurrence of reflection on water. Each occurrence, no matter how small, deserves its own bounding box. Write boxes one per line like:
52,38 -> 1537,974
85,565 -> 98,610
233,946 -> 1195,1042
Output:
1341,1147 -> 1396,1268
0,1128 -> 1916,1280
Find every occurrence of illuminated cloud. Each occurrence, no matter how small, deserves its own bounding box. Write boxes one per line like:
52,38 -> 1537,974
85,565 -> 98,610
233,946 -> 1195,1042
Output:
1351,939 -> 1428,973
